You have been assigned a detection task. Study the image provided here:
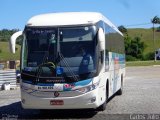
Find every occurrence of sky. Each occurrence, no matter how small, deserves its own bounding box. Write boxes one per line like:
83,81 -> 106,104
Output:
0,0 -> 160,30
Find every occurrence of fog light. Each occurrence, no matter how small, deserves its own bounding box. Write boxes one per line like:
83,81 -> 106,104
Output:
22,99 -> 25,104
91,97 -> 96,103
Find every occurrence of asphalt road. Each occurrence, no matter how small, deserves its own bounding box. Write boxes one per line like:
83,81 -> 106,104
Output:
0,66 -> 160,120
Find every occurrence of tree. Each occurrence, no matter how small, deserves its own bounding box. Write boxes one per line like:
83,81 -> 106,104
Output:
0,29 -> 22,45
118,25 -> 148,61
0,29 -> 19,42
125,36 -> 146,61
151,16 -> 160,24
118,25 -> 127,34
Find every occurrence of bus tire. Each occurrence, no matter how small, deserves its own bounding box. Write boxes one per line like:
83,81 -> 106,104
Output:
98,101 -> 106,111
117,75 -> 123,95
97,81 -> 108,111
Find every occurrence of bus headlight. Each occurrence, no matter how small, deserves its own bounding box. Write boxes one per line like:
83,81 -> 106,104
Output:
76,82 -> 99,93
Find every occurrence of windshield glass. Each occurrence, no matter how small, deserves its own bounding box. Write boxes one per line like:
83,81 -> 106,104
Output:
21,26 -> 97,83
58,26 -> 96,80
25,28 -> 57,66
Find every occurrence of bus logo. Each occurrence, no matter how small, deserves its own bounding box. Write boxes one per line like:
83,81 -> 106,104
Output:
54,91 -> 60,97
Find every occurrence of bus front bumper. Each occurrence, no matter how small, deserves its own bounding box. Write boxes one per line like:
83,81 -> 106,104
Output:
21,88 -> 102,109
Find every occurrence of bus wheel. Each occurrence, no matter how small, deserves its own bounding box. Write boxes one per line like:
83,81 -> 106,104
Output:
98,101 -> 106,111
97,82 -> 108,111
117,75 -> 123,95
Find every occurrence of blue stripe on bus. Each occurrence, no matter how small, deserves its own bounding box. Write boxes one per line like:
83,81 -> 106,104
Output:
74,79 -> 92,86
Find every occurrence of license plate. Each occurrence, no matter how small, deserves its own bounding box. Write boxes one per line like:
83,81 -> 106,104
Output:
50,100 -> 64,105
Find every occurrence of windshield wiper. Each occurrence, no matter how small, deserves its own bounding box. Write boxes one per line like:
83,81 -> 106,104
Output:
35,52 -> 56,82
58,52 -> 79,82
35,41 -> 57,84
34,51 -> 48,84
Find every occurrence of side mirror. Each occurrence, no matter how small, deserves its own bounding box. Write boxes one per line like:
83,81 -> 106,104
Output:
9,31 -> 23,53
98,28 -> 105,51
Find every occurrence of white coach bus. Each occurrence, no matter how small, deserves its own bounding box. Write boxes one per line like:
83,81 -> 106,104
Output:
10,12 -> 125,111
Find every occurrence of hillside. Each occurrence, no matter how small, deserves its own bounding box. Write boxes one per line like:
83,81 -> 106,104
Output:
127,28 -> 160,55
0,42 -> 20,61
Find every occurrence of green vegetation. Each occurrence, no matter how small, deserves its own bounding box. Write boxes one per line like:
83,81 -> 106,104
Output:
124,35 -> 146,61
118,27 -> 160,61
0,29 -> 21,61
127,28 -> 160,55
119,15 -> 160,61
126,61 -> 160,66
0,29 -> 19,41
0,42 -> 20,61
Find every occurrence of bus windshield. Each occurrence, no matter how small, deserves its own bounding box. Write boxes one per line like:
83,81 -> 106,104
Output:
21,26 -> 97,83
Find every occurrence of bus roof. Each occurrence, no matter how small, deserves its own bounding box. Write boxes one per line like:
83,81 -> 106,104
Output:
26,12 -> 122,35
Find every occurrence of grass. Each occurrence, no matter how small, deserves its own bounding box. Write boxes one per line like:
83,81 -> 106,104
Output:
126,60 -> 160,66
127,28 -> 160,55
0,42 -> 20,61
